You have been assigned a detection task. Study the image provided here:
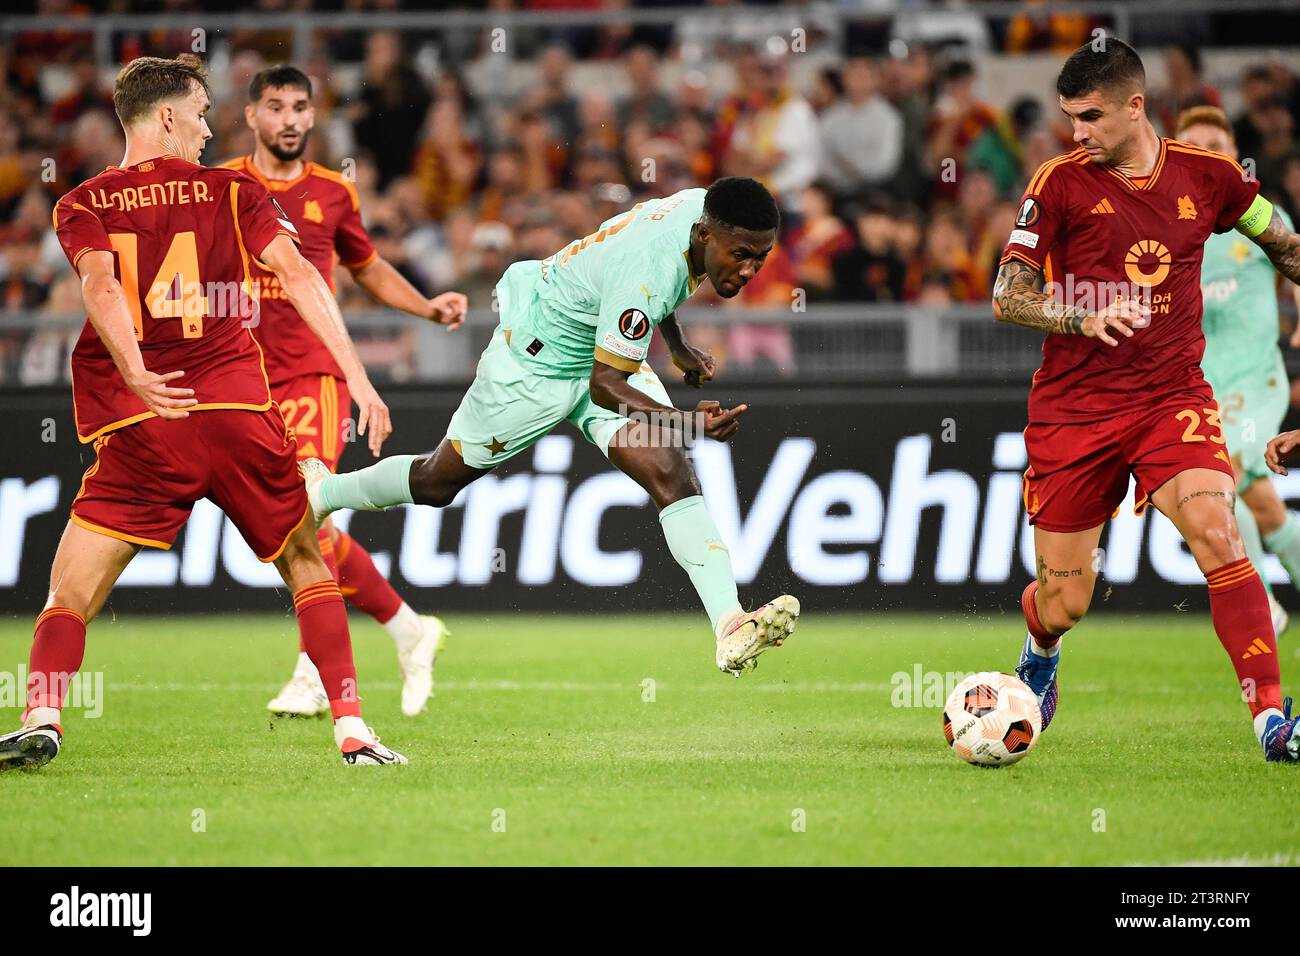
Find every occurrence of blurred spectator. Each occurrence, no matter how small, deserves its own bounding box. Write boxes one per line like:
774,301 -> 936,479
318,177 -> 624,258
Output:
1280,153 -> 1300,224
415,93 -> 482,222
879,46 -> 934,210
1004,1 -> 1099,54
50,61 -> 114,126
351,32 -> 431,188
786,182 -> 854,302
1252,99 -> 1297,195
526,45 -> 581,148
832,200 -> 907,303
616,46 -> 676,137
906,211 -> 984,303
926,60 -> 1000,204
1149,45 -> 1222,137
807,66 -> 843,115
967,97 -> 1041,200
457,221 -> 515,309
1234,66 -> 1278,164
818,57 -> 903,202
724,50 -> 821,212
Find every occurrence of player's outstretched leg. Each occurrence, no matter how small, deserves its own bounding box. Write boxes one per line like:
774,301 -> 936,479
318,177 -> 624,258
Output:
1,522 -> 137,772
273,518 -> 407,765
1016,524 -> 1102,730
1152,468 -> 1298,761
608,425 -> 798,677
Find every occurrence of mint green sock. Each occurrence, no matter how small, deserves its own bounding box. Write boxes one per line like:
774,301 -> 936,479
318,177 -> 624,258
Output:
1235,496 -> 1273,596
319,454 -> 418,513
658,495 -> 742,633
1264,511 -> 1300,590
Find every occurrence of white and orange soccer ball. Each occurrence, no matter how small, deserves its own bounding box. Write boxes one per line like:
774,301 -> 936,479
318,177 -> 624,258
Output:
942,671 -> 1042,767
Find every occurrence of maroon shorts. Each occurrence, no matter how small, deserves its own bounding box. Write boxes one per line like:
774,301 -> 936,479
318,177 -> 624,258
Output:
1023,390 -> 1234,533
272,373 -> 351,471
71,407 -> 309,561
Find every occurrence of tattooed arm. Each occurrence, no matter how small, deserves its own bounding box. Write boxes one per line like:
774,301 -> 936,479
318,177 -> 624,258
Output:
991,258 -> 1150,346
1252,209 -> 1300,287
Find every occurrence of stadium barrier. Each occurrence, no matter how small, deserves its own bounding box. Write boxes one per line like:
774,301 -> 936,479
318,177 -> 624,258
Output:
3,382 -> 1299,616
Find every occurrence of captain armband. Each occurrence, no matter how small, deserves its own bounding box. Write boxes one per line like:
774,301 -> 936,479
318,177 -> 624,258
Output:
1235,194 -> 1274,238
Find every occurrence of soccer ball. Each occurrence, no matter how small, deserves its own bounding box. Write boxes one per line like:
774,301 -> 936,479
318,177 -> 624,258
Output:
942,671 -> 1042,767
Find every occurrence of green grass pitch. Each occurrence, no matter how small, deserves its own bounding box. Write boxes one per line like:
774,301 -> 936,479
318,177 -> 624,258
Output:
2,610 -> 1299,866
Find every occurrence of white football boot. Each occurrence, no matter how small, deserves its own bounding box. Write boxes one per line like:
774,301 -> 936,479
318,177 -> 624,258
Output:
1270,593 -> 1290,639
301,456 -> 333,525
715,595 -> 800,677
337,721 -> 408,766
0,722 -> 61,771
398,615 -> 449,717
267,669 -> 330,718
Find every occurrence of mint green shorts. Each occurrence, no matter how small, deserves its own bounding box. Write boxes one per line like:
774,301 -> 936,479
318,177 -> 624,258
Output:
1211,366 -> 1290,493
446,327 -> 673,469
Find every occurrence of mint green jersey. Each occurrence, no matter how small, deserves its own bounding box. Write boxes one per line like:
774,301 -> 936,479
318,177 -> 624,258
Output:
500,188 -> 708,379
1201,206 -> 1292,386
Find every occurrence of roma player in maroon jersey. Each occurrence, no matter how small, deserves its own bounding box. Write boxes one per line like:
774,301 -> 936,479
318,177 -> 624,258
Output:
993,38 -> 1300,762
0,54 -> 406,768
222,66 -> 467,719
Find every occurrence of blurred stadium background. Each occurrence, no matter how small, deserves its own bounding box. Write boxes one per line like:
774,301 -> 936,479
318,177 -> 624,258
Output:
3,0 -> 1300,615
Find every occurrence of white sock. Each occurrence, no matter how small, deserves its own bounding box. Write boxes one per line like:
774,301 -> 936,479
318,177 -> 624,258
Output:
383,603 -> 424,651
715,605 -> 745,639
25,706 -> 60,728
293,651 -> 320,682
1254,707 -> 1284,743
1028,632 -> 1061,658
334,714 -> 370,748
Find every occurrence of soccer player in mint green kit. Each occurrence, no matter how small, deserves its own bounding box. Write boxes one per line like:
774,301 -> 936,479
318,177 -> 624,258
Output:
303,177 -> 800,675
1179,107 -> 1300,637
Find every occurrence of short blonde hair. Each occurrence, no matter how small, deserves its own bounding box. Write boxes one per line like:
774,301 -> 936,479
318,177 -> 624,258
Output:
1175,104 -> 1234,139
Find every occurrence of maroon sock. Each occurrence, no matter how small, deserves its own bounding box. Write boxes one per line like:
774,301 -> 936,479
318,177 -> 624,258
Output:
1206,558 -> 1282,716
1021,580 -> 1061,648
336,532 -> 403,624
24,606 -> 87,720
293,581 -> 361,718
302,529 -> 343,654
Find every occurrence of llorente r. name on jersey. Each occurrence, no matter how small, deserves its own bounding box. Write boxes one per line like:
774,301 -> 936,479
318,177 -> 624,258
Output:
501,188 -> 710,379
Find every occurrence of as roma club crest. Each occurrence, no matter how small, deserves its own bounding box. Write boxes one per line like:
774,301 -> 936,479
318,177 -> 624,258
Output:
619,308 -> 650,340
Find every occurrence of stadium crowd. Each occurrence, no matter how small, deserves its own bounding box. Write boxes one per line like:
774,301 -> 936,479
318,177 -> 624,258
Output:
3,13 -> 1300,383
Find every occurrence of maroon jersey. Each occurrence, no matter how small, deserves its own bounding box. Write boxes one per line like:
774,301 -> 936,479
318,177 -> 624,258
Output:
1000,139 -> 1260,424
54,156 -> 298,442
218,157 -> 377,386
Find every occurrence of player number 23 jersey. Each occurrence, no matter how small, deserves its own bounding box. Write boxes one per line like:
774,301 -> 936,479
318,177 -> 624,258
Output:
999,139 -> 1261,424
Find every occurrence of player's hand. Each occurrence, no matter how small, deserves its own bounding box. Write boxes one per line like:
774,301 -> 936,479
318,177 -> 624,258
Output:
127,368 -> 197,421
672,344 -> 716,388
428,291 -> 467,331
348,376 -> 392,457
1266,430 -> 1300,475
692,399 -> 747,442
1289,323 -> 1300,349
1081,297 -> 1150,347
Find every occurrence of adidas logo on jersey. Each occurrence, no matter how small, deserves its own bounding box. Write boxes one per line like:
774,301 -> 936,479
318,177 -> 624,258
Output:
1090,198 -> 1115,215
